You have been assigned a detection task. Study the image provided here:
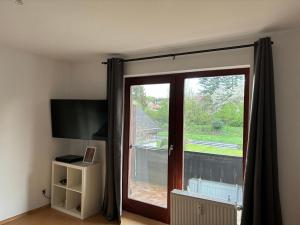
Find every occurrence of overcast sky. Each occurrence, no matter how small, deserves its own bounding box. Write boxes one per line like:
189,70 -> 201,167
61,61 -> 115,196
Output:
142,75 -> 244,98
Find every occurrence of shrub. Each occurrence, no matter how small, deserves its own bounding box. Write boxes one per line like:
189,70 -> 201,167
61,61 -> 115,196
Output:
212,120 -> 224,131
214,103 -> 243,127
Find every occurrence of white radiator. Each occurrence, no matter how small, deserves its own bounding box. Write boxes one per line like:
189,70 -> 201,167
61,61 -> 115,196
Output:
171,190 -> 237,225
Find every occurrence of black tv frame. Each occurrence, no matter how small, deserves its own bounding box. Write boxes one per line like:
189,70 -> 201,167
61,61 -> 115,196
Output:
50,99 -> 108,141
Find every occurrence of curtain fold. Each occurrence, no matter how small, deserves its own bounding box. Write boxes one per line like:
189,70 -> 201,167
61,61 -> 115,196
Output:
241,37 -> 283,225
102,58 -> 124,221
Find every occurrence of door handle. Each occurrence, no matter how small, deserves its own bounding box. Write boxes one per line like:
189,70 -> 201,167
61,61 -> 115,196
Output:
168,144 -> 174,156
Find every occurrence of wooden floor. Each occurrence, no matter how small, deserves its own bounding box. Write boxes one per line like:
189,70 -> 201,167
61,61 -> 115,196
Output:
2,207 -> 167,225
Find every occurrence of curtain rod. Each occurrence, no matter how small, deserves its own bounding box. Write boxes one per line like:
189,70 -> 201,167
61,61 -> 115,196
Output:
101,41 -> 274,64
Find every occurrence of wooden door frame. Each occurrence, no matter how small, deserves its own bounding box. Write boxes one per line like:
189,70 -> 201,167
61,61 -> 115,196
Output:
123,75 -> 178,223
122,68 -> 250,224
171,67 -> 250,183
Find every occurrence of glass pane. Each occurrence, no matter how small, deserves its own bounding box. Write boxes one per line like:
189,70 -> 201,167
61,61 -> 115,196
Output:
183,75 -> 245,209
128,83 -> 170,208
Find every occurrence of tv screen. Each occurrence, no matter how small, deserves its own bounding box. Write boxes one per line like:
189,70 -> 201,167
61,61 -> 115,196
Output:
51,99 -> 108,140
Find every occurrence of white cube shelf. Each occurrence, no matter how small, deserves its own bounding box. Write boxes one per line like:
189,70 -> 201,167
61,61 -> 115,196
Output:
51,160 -> 101,219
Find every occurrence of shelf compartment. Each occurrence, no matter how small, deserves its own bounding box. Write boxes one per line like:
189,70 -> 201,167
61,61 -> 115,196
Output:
52,186 -> 66,209
54,183 -> 67,189
68,185 -> 82,193
67,168 -> 82,193
66,189 -> 82,216
53,164 -> 67,187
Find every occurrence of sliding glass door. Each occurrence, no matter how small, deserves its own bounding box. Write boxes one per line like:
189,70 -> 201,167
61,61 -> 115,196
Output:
123,68 -> 249,223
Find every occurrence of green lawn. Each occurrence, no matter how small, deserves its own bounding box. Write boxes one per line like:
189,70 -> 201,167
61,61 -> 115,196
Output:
185,144 -> 242,157
185,133 -> 242,145
157,125 -> 243,157
158,131 -> 243,145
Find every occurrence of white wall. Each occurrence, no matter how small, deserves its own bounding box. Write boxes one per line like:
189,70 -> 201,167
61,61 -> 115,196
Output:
67,60 -> 107,206
0,46 -> 71,220
0,47 -> 108,221
1,27 -> 299,225
124,28 -> 300,225
125,39 -> 254,76
272,29 -> 300,225
61,29 -> 300,225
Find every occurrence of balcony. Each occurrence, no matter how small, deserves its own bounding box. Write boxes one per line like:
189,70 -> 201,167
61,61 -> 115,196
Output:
128,146 -> 243,208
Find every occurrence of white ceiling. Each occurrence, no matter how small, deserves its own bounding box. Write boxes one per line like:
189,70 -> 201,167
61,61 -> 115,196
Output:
0,0 -> 300,61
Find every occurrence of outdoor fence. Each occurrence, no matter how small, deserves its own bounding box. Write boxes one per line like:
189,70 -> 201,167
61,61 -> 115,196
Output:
131,146 -> 243,188
187,178 -> 243,205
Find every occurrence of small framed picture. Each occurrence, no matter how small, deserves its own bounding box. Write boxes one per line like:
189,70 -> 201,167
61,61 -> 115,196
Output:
83,146 -> 96,164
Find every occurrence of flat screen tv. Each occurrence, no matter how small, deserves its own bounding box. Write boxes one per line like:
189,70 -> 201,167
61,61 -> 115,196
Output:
51,99 -> 108,140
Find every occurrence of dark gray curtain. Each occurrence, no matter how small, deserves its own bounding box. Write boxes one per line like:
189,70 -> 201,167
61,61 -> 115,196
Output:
241,37 -> 283,225
102,58 -> 124,221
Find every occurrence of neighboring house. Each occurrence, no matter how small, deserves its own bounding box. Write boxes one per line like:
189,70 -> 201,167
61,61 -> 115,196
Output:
148,101 -> 161,110
131,104 -> 160,147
